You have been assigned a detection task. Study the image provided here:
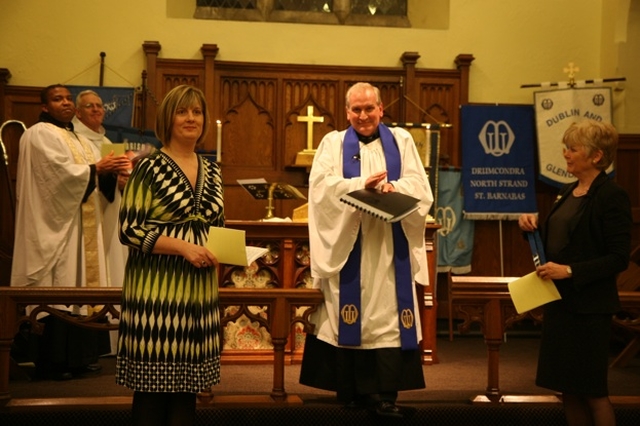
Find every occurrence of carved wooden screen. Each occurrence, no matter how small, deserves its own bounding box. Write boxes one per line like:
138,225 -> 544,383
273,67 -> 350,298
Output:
141,41 -> 474,221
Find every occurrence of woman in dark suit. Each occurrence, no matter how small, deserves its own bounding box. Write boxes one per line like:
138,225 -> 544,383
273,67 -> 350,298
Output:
518,119 -> 631,426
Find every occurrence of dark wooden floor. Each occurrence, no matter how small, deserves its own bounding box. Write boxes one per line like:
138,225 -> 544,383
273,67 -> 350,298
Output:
2,325 -> 640,425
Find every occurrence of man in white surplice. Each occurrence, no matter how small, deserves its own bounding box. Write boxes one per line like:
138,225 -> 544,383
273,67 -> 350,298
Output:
72,89 -> 129,290
299,82 -> 433,419
11,84 -> 129,380
72,89 -> 130,356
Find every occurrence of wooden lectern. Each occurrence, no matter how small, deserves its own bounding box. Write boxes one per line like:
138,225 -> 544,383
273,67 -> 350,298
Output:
237,179 -> 307,220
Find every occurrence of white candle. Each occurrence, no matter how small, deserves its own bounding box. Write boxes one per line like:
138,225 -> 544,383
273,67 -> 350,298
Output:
216,120 -> 222,163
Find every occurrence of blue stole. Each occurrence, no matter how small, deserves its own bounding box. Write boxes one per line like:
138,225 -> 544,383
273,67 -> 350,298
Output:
339,124 -> 419,350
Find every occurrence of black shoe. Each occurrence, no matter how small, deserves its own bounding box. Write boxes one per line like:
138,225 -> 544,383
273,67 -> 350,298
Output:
51,371 -> 73,381
71,363 -> 102,376
84,363 -> 102,373
374,401 -> 403,419
345,396 -> 370,410
344,400 -> 360,409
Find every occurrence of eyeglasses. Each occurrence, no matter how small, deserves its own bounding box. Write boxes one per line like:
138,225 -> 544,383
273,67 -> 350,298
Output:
82,103 -> 104,110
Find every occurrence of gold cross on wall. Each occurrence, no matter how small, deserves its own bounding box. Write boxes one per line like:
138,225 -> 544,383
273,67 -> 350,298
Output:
297,105 -> 324,151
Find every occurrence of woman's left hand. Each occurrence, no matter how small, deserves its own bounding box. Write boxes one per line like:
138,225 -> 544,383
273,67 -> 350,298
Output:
178,241 -> 219,269
536,262 -> 571,280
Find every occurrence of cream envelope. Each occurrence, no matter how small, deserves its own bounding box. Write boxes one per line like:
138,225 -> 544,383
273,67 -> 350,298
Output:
100,143 -> 126,157
206,227 -> 267,266
508,272 -> 561,314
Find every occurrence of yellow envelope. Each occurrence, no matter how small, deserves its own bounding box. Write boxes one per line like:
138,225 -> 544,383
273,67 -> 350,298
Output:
100,143 -> 126,157
508,272 -> 562,314
206,227 -> 268,266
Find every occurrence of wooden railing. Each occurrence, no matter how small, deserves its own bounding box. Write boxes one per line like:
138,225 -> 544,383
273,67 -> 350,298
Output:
4,280 -> 638,406
0,287 -> 324,405
449,275 -> 640,403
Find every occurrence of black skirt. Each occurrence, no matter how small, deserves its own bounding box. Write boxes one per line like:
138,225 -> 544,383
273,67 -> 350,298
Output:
536,301 -> 612,397
299,334 -> 425,403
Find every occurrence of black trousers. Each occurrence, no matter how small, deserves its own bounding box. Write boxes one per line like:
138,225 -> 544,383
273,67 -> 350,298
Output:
35,313 -> 111,376
299,334 -> 425,403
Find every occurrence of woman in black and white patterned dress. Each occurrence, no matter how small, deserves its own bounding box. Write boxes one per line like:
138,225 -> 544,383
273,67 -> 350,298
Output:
116,85 -> 224,426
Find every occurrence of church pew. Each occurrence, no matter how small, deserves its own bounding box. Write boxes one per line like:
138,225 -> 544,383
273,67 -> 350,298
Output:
611,245 -> 640,367
0,287 -> 323,406
2,284 -> 637,407
448,275 -> 530,402
449,275 -> 640,403
612,291 -> 640,368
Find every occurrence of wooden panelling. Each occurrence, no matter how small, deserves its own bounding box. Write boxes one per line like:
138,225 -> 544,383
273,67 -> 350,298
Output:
135,42 -> 474,223
0,44 -> 474,224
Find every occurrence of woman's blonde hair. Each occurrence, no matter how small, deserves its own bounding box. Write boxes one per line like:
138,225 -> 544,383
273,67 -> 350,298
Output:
155,85 -> 210,146
562,119 -> 618,171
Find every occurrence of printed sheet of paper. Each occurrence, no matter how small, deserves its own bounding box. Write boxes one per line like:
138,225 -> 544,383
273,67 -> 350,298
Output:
206,227 -> 267,266
508,272 -> 562,314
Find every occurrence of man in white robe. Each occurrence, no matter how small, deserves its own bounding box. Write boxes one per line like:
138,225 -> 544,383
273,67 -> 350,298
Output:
299,82 -> 433,419
11,84 -> 129,379
73,89 -> 130,355
72,89 -> 129,290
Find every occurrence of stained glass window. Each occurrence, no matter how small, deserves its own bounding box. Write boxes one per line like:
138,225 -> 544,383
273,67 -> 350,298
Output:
351,0 -> 406,16
274,1 -> 332,12
195,0 -> 410,26
196,0 -> 257,8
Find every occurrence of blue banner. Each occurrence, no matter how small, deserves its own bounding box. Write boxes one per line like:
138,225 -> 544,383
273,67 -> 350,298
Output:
461,105 -> 537,220
436,168 -> 474,273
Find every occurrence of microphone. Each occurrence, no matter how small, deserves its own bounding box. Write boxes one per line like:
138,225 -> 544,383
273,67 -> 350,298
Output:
352,154 -> 360,161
